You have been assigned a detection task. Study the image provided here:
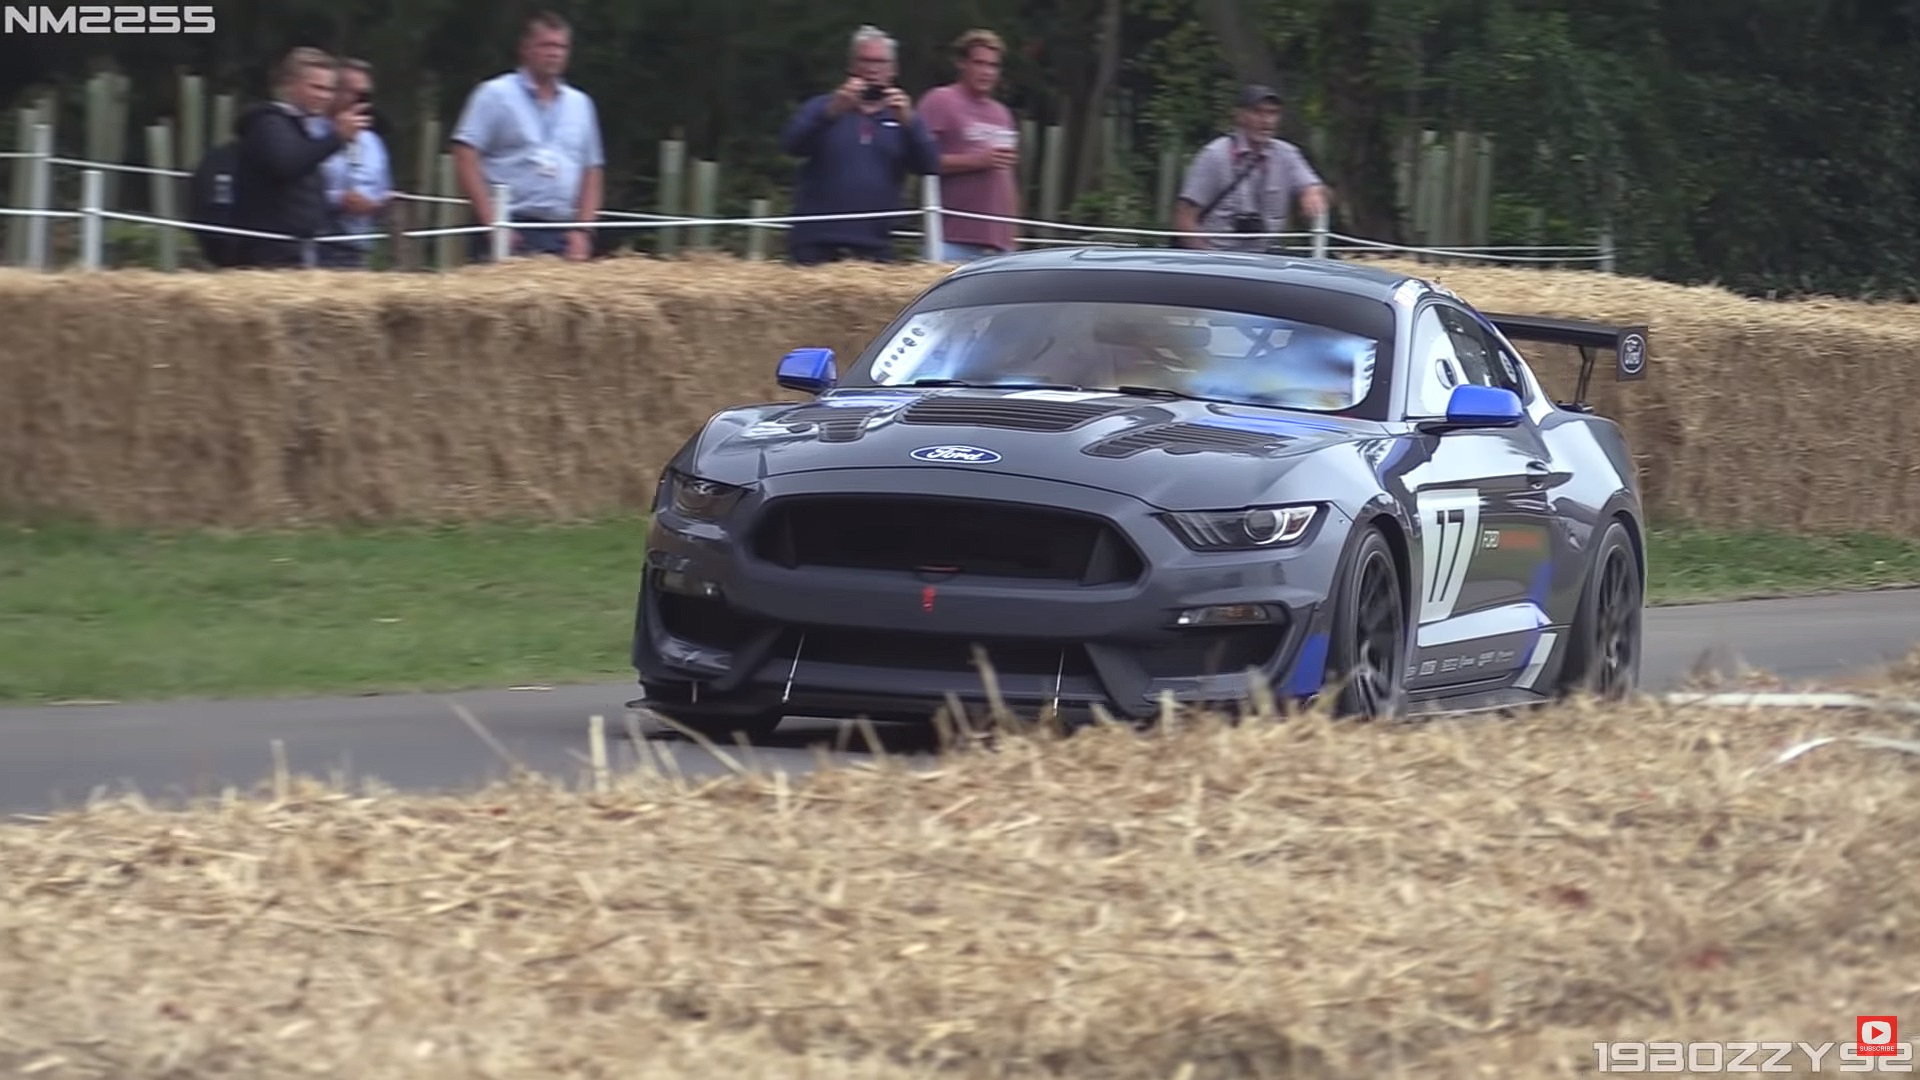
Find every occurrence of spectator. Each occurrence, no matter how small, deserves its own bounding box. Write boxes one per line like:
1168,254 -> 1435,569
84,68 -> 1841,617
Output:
917,28 -> 1020,263
780,24 -> 940,266
451,11 -> 606,261
1173,84 -> 1329,253
312,58 -> 392,269
231,47 -> 369,268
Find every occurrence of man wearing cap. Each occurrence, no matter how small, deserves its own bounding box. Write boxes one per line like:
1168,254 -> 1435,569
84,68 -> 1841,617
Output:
1174,84 -> 1329,252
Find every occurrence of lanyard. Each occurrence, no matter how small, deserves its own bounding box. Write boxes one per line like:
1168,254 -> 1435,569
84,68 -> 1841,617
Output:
522,80 -> 560,145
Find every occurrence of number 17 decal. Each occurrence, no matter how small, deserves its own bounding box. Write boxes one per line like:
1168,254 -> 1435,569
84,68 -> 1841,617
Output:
1416,488 -> 1482,624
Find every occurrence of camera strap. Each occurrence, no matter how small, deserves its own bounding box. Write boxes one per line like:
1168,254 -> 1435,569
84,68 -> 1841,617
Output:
1196,143 -> 1265,222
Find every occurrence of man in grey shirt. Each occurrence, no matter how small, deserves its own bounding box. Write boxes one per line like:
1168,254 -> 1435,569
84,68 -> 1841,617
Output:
1174,84 -> 1329,252
451,10 -> 605,261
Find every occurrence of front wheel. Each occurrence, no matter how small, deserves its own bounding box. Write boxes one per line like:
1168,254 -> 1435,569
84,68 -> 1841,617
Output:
1324,527 -> 1408,720
1556,519 -> 1643,701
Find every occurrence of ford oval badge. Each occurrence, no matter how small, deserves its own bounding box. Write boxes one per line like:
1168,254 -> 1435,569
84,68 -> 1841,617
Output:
909,444 -> 1002,464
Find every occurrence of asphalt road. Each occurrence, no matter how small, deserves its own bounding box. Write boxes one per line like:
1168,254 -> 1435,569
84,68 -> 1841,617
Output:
3,588 -> 1918,818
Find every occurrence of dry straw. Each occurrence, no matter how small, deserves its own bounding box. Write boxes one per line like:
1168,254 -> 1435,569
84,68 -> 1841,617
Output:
3,654 -> 1918,1079
1,253 -> 1917,532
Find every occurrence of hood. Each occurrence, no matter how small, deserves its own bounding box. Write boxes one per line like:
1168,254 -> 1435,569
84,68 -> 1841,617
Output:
690,387 -> 1386,511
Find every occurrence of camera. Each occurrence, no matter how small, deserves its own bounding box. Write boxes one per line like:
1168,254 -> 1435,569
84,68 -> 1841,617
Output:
861,80 -> 888,102
1230,212 -> 1263,234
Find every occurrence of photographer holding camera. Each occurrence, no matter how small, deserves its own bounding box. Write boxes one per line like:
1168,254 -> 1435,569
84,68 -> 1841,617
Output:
779,24 -> 939,266
1173,84 -> 1328,253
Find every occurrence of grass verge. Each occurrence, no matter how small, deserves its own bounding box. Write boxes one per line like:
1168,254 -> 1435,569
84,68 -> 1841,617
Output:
3,515 -> 1919,705
1648,523 -> 1920,603
2,667 -> 1918,1079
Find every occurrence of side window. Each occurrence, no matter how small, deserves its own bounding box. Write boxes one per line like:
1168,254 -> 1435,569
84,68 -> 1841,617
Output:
1436,306 -> 1526,397
1407,306 -> 1464,417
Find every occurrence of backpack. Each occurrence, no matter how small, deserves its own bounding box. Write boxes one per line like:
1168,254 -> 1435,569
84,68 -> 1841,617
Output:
187,140 -> 243,267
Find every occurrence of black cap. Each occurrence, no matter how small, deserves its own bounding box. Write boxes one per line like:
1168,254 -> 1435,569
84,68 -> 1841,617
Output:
1235,83 -> 1282,108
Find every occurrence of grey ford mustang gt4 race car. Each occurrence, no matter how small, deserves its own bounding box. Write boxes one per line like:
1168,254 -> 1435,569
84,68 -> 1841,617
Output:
631,248 -> 1650,741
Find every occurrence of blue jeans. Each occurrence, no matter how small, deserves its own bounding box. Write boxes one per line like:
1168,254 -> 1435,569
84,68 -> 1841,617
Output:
317,242 -> 371,269
468,218 -> 574,262
935,240 -> 1003,263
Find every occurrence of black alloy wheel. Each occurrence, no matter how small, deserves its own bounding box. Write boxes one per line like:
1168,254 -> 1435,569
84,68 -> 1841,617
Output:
1590,541 -> 1642,700
1329,528 -> 1407,720
1557,519 -> 1643,701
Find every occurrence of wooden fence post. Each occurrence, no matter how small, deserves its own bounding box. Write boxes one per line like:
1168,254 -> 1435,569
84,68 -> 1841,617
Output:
145,120 -> 178,269
746,197 -> 770,260
690,158 -> 717,251
657,137 -> 685,255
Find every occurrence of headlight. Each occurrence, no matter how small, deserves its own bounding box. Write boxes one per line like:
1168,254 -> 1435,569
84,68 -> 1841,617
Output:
1161,503 -> 1318,551
659,469 -> 747,522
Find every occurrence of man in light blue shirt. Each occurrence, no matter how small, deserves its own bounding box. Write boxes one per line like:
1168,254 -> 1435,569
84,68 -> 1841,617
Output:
451,11 -> 605,261
312,58 -> 392,268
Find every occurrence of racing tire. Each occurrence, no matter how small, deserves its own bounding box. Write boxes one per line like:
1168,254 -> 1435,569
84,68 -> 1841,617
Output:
649,708 -> 785,745
1554,518 -> 1643,702
1323,526 -> 1408,721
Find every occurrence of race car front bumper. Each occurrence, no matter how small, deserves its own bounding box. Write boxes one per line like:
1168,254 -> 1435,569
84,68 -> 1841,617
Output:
630,467 -> 1354,723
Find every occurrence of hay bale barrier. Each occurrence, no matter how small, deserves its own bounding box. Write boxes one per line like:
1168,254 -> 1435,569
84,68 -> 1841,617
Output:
1,254 -> 1918,532
2,677 -> 1918,1079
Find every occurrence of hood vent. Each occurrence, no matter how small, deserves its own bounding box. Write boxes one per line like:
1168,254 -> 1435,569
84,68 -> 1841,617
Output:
1084,422 -> 1296,459
765,404 -> 887,443
899,395 -> 1127,432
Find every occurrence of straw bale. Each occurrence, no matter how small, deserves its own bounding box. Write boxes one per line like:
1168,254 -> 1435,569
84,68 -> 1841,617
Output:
2,253 -> 1919,530
3,679 -> 1918,1079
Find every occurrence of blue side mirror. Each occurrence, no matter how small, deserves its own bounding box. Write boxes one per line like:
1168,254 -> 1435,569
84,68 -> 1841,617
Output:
776,348 -> 838,395
1441,384 -> 1523,428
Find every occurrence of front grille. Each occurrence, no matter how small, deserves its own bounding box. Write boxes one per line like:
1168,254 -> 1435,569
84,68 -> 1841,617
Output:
749,495 -> 1144,584
773,626 -> 1095,677
899,395 -> 1125,432
1085,422 -> 1295,458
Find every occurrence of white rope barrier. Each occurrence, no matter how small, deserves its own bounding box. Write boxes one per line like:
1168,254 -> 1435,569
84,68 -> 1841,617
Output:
936,206 -> 1314,243
0,207 -> 82,219
1322,231 -> 1613,263
46,155 -> 191,179
5,146 -> 1615,271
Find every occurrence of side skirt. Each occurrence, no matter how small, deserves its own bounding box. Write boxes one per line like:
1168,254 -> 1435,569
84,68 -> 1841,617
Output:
1402,682 -> 1557,719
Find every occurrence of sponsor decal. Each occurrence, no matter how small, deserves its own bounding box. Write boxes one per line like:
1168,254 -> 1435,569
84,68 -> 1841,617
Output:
1480,527 -> 1545,551
1615,325 -> 1650,382
909,444 -> 1002,464
1618,331 -> 1647,375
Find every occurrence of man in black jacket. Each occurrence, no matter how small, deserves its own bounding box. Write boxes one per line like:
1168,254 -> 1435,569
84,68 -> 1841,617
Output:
231,47 -> 370,268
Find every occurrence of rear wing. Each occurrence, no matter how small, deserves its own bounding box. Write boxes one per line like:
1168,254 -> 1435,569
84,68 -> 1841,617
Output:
1479,312 -> 1647,413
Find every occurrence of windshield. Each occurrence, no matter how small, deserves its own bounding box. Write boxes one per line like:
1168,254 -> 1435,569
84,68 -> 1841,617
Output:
857,300 -> 1380,413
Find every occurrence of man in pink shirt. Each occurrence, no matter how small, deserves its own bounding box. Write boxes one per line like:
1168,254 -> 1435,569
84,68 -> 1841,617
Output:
916,29 -> 1020,263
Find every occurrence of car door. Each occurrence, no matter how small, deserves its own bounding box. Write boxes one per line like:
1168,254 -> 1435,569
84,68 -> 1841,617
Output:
1396,300 -> 1557,692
